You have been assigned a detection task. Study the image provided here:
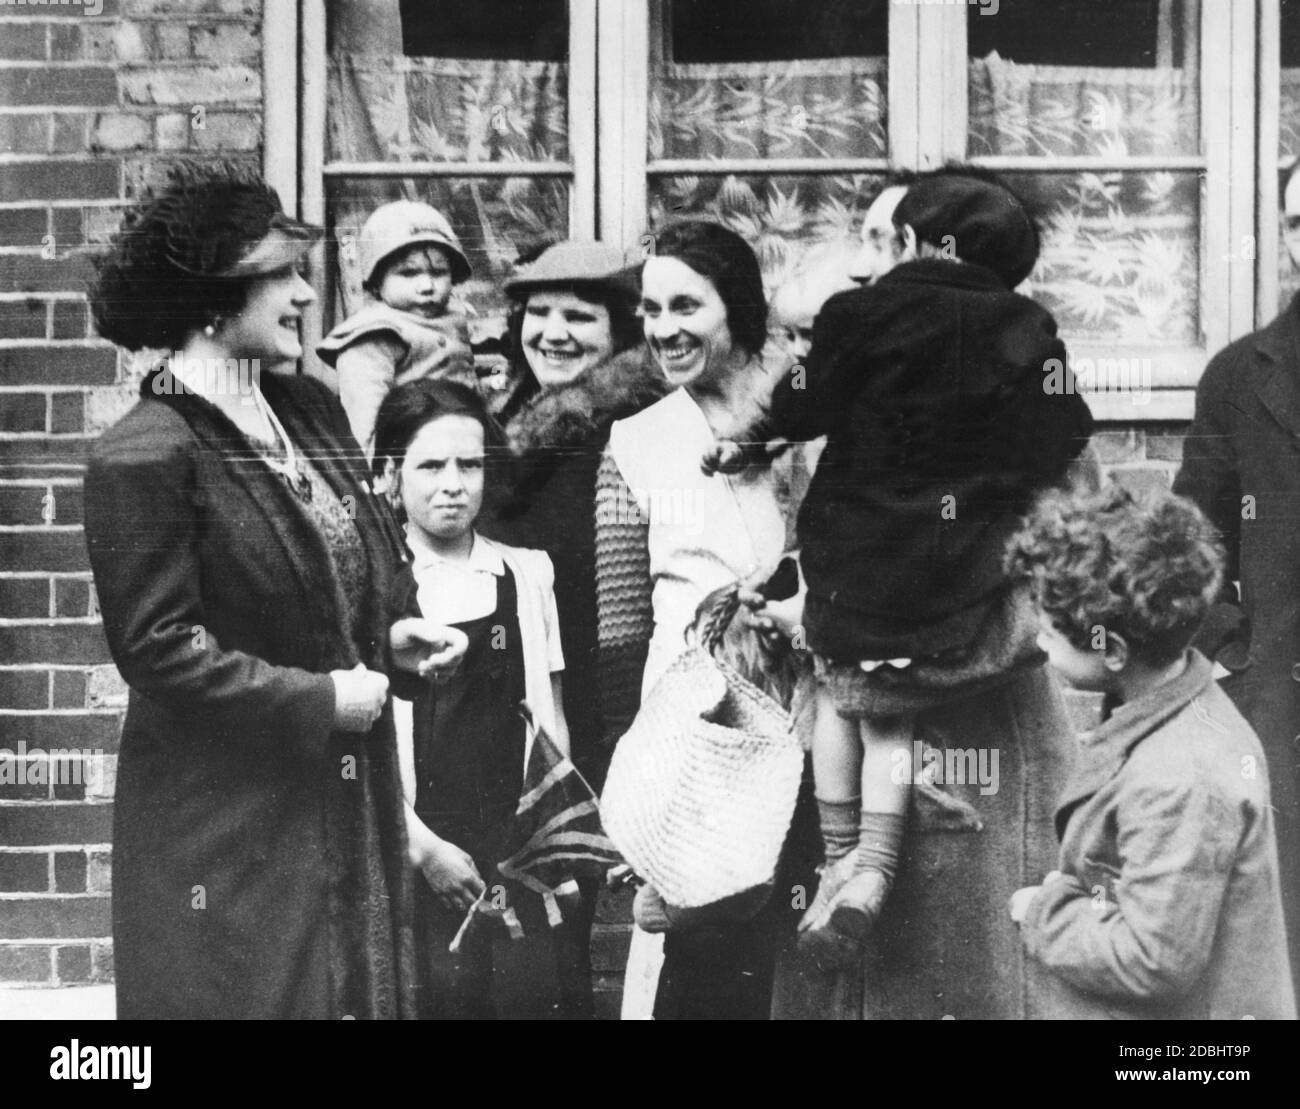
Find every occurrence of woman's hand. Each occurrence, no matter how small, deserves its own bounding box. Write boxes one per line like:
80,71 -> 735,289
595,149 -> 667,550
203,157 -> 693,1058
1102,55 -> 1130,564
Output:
406,809 -> 485,913
390,619 -> 469,683
701,440 -> 747,476
330,663 -> 389,732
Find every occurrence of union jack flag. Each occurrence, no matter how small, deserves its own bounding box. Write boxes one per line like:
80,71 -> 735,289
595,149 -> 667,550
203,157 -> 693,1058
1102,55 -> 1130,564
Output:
449,704 -> 623,951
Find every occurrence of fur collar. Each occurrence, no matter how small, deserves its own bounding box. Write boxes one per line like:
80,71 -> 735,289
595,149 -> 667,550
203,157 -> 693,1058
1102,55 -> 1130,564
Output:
504,348 -> 670,456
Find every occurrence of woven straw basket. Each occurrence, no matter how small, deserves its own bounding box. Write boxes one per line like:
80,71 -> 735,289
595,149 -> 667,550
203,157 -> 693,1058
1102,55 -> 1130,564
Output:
601,591 -> 803,909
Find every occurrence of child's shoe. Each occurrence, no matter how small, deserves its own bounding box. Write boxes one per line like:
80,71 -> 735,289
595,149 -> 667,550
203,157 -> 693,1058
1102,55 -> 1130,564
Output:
797,856 -> 890,970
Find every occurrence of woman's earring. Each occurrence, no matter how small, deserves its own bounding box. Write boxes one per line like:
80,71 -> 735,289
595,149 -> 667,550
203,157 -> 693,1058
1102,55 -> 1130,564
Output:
204,317 -> 221,337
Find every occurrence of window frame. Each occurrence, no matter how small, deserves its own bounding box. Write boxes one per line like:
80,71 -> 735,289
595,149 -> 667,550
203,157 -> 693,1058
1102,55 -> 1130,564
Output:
287,0 -> 1265,418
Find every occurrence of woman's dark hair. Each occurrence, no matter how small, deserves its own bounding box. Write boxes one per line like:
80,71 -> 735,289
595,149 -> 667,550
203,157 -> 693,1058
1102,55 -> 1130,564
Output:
650,221 -> 768,357
371,378 -> 506,482
90,168 -> 286,352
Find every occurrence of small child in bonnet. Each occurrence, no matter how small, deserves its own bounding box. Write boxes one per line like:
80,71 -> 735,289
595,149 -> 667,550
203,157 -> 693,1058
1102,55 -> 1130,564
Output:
1005,483 -> 1296,1019
319,199 -> 477,458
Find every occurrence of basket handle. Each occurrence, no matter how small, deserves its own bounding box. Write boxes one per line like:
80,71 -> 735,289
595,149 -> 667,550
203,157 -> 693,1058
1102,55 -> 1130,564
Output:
693,583 -> 744,656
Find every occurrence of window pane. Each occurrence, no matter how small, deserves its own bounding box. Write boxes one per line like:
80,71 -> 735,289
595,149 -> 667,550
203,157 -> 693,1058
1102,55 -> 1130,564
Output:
1008,171 -> 1200,345
650,0 -> 887,161
968,0 -> 1199,157
326,176 -> 570,325
327,1 -> 569,164
666,0 -> 888,63
396,0 -> 566,61
648,173 -> 884,295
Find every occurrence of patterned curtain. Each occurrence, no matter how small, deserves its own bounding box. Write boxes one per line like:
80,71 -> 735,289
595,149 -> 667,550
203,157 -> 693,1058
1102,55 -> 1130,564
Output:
969,52 -> 1199,343
648,56 -> 886,298
326,0 -> 569,326
1279,70 -> 1300,307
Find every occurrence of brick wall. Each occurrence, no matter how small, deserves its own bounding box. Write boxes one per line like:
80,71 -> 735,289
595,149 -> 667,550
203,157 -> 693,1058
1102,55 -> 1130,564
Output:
0,0 -> 261,989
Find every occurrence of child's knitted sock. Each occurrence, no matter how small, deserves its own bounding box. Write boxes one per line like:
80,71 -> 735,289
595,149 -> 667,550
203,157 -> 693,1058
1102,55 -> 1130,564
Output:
855,811 -> 905,880
817,796 -> 862,864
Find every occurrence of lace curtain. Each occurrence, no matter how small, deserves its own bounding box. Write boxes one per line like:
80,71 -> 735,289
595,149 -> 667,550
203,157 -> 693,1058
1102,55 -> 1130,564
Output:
1280,70 -> 1300,307
326,0 -> 569,325
648,56 -> 886,297
970,52 -> 1199,343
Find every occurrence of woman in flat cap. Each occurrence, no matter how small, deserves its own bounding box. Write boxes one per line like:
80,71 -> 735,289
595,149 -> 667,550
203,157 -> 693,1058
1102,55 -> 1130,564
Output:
85,169 -> 466,1019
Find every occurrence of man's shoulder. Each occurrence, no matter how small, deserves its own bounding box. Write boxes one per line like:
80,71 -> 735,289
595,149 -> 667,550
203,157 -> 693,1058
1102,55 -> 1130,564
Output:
1202,301 -> 1300,384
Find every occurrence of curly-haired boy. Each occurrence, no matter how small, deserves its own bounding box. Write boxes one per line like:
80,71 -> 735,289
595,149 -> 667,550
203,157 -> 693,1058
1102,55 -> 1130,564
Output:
1004,483 -> 1295,1018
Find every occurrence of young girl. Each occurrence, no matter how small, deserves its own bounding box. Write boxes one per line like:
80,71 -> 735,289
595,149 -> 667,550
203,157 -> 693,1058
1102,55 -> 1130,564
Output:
373,379 -> 591,1019
320,200 -> 478,458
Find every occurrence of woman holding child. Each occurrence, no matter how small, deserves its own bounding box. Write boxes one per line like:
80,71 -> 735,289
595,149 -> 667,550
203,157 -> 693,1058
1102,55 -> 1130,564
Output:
84,172 -> 466,1019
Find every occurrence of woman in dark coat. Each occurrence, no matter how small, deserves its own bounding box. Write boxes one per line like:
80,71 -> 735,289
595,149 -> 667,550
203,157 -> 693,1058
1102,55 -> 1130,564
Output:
84,173 -> 465,1019
482,241 -> 667,788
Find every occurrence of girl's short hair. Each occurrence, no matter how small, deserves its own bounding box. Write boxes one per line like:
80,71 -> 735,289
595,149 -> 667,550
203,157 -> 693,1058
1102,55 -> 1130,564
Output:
1005,483 -> 1225,666
650,221 -> 768,358
90,169 -> 287,352
371,378 -> 505,481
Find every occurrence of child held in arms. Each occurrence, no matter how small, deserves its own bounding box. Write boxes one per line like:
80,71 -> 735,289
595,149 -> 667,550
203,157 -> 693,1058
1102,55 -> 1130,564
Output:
319,200 -> 477,458
1005,483 -> 1296,1019
706,170 -> 1093,967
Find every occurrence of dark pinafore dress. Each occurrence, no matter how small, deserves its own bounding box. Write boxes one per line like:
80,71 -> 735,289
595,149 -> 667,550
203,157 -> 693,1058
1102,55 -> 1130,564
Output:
410,564 -> 594,1020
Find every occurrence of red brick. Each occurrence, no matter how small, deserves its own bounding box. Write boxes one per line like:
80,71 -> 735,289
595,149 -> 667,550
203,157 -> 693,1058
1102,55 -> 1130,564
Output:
0,529 -> 90,573
89,111 -> 151,152
1145,429 -> 1186,463
0,300 -> 47,340
0,763 -> 50,800
0,159 -> 119,203
51,113 -> 91,154
0,852 -> 48,893
0,577 -> 50,617
0,895 -> 112,939
91,940 -> 112,981
0,209 -> 48,249
119,65 -> 259,106
50,389 -> 86,430
0,392 -> 46,432
0,253 -> 99,294
0,113 -> 50,155
56,943 -> 92,982
54,575 -> 90,614
0,26 -> 46,62
0,67 -> 117,108
0,944 -> 51,983
192,24 -> 259,63
87,850 -> 110,894
2,483 -> 34,524
0,345 -> 115,384
0,713 -> 119,752
0,486 -> 53,527
1108,465 -> 1174,496
51,207 -> 86,250
0,624 -> 112,667
49,25 -> 82,63
51,670 -> 87,709
0,669 -> 51,709
0,483 -> 78,525
50,483 -> 84,525
0,802 -> 113,846
54,852 -> 87,893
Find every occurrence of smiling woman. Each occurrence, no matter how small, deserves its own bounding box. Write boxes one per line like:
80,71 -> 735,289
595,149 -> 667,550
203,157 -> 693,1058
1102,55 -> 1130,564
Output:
83,170 -> 468,1020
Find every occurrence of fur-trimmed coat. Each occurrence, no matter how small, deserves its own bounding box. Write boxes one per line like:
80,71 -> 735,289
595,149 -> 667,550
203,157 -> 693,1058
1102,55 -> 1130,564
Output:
84,368 -> 418,1020
479,349 -> 668,788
